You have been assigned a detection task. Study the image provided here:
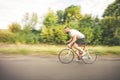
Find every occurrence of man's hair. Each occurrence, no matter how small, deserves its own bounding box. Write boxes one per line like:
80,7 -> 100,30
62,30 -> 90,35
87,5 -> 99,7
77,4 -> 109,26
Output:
64,26 -> 69,29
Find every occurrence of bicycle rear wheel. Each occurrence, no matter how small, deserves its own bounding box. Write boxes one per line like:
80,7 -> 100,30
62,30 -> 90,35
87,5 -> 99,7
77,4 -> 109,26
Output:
82,49 -> 97,64
58,49 -> 74,64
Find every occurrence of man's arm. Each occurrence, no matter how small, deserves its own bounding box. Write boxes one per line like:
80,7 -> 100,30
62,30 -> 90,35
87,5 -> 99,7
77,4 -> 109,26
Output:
67,38 -> 72,44
68,35 -> 76,47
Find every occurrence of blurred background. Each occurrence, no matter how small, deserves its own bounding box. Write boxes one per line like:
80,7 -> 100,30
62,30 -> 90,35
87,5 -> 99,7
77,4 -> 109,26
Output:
0,0 -> 120,56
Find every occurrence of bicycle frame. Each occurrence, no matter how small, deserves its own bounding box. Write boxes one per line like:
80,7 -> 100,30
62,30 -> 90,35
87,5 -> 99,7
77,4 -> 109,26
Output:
66,43 -> 87,56
58,42 -> 97,64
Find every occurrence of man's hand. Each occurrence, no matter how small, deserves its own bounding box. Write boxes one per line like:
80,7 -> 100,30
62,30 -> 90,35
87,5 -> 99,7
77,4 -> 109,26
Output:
67,43 -> 72,48
66,41 -> 70,44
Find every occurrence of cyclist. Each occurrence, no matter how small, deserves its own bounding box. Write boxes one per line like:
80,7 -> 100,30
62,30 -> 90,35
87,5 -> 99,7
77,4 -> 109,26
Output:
64,26 -> 85,60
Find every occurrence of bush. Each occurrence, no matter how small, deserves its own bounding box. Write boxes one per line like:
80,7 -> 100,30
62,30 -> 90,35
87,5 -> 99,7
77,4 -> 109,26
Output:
0,31 -> 15,43
8,22 -> 21,33
101,16 -> 120,45
14,31 -> 40,44
75,15 -> 102,45
40,25 -> 67,44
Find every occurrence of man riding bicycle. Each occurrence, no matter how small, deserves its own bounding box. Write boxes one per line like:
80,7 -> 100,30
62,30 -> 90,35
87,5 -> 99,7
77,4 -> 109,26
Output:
64,26 -> 85,60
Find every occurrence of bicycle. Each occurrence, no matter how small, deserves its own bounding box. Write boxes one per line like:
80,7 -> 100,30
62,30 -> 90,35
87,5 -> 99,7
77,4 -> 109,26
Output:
58,42 -> 97,64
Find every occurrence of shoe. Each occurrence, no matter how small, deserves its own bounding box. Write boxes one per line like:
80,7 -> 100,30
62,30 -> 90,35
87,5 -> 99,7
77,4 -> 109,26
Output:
82,51 -> 86,56
77,55 -> 81,60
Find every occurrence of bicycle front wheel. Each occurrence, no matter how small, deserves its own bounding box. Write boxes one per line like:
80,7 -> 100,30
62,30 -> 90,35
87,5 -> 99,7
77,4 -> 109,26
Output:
82,49 -> 97,64
58,49 -> 74,64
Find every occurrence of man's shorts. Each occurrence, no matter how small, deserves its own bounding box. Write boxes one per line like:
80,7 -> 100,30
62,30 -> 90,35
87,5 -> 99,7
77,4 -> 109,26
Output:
76,38 -> 85,46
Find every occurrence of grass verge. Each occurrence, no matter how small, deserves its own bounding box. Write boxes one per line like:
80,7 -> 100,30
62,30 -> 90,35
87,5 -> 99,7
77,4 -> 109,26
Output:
0,44 -> 64,55
0,44 -> 120,57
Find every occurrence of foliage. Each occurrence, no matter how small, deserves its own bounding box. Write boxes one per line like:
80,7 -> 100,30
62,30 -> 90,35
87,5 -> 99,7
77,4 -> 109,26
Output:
101,16 -> 120,45
56,10 -> 64,24
40,25 -> 67,44
22,12 -> 38,31
0,44 -> 120,56
1,4 -> 119,46
14,30 -> 40,44
76,15 -> 102,45
43,9 -> 57,28
0,31 -> 15,43
64,5 -> 82,23
103,0 -> 120,17
8,22 -> 21,33
102,0 -> 120,46
40,26 -> 54,43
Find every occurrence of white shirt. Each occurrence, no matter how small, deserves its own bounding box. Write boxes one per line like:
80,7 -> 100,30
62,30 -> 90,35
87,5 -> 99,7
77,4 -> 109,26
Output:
69,29 -> 85,39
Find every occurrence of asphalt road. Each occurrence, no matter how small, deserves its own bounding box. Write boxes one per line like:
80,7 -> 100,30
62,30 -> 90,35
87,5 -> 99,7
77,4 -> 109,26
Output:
0,56 -> 120,80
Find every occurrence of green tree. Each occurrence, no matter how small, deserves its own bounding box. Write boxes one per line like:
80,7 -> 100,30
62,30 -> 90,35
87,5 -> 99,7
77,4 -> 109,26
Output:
103,0 -> 120,17
64,5 -> 82,23
52,26 -> 67,44
22,12 -> 38,32
40,26 -> 54,43
92,17 -> 103,45
40,25 -> 67,44
43,9 -> 57,28
102,0 -> 120,45
101,16 -> 120,45
56,10 -> 64,24
78,15 -> 94,42
76,15 -> 102,45
8,22 -> 21,33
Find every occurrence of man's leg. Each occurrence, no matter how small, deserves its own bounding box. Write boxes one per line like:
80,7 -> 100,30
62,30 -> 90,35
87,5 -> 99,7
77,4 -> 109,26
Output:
73,43 -> 85,58
73,43 -> 84,52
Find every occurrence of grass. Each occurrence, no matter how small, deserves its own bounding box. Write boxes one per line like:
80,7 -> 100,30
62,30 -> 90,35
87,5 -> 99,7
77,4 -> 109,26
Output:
89,46 -> 120,56
0,44 -> 120,57
0,44 -> 65,55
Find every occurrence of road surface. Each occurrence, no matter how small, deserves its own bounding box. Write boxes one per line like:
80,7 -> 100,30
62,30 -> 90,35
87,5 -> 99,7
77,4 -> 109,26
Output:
0,56 -> 120,80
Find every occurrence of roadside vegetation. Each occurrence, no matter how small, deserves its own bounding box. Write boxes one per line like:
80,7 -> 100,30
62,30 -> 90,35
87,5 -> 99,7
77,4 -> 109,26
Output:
0,0 -> 120,46
0,44 -> 120,57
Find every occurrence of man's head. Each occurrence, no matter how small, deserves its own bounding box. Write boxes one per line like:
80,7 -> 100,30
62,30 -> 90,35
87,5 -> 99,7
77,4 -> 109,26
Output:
64,26 -> 70,33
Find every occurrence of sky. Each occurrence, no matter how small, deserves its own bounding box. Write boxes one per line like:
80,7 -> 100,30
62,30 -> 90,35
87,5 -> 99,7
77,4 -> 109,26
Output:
0,0 -> 115,29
